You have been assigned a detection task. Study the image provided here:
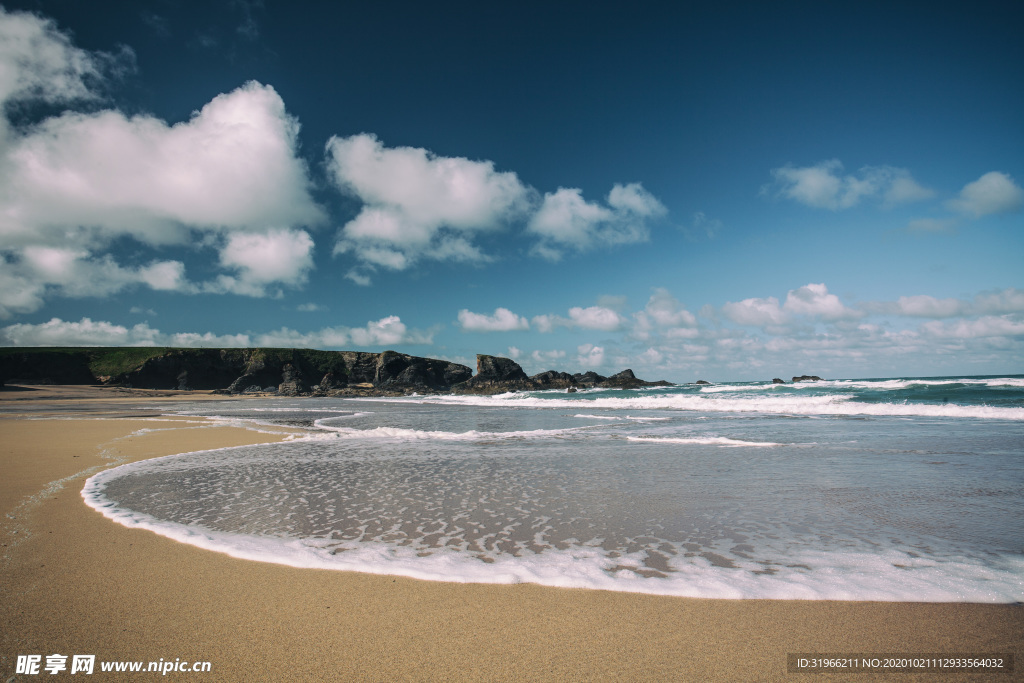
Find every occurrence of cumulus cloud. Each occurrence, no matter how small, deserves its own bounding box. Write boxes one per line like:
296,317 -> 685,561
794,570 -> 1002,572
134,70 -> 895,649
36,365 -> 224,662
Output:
0,315 -> 429,348
576,343 -> 605,368
946,171 -> 1024,217
213,228 -> 315,296
532,305 -> 625,333
633,288 -> 697,339
783,283 -> 862,321
457,307 -> 530,332
327,133 -> 530,277
2,81 -> 323,248
864,288 -> 1024,318
0,317 -> 163,346
527,182 -> 665,260
921,316 -> 1024,339
0,9 -> 325,314
0,7 -> 131,106
722,283 -> 859,328
766,160 -> 932,210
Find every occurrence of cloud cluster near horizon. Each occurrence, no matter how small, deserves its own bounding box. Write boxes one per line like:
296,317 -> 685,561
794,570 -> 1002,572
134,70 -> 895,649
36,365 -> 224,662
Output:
765,160 -> 1023,234
5,282 -> 1020,379
0,313 -> 432,348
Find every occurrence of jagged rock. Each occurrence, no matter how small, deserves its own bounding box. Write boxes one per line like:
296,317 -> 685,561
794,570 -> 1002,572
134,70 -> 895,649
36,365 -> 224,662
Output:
572,371 -> 607,386
772,378 -> 785,384
372,350 -> 472,391
453,355 -> 535,394
530,370 -> 577,390
277,363 -> 306,396
792,375 -> 823,383
695,380 -> 711,385
603,369 -> 642,389
567,386 -> 577,393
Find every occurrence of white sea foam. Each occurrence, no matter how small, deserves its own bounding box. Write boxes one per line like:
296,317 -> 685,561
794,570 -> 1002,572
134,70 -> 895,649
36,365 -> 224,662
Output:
79,469 -> 1024,602
311,423 -> 585,441
392,393 -> 1024,420
628,436 -> 782,447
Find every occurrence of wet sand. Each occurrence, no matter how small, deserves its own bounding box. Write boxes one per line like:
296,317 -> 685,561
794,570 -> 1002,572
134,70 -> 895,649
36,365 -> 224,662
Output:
1,386 -> 1020,681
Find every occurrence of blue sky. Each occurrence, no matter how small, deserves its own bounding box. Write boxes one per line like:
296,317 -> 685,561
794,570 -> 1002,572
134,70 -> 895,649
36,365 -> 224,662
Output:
0,1 -> 1021,381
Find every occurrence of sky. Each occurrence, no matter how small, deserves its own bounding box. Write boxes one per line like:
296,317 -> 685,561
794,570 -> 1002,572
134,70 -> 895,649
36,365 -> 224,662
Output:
0,0 -> 1021,382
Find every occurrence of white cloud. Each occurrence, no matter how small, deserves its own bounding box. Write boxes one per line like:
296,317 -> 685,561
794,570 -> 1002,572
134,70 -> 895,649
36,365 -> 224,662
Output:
0,10 -> 325,313
0,315 -> 429,349
921,316 -> 1024,339
327,133 -> 530,270
783,283 -> 861,321
889,294 -> 966,318
973,288 -> 1024,315
0,317 -> 160,346
946,171 -> 1024,217
351,315 -> 430,347
0,7 -> 128,106
2,81 -> 324,248
214,228 -> 314,296
637,288 -> 697,327
527,183 -> 665,260
865,288 -> 1024,318
568,306 -> 624,331
457,307 -> 530,332
721,296 -> 788,327
576,343 -> 605,368
532,305 -> 624,332
723,283 -> 859,328
766,160 -> 932,210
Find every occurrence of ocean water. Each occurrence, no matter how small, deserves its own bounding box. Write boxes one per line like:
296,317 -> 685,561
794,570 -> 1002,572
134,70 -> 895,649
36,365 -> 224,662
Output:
83,376 -> 1024,602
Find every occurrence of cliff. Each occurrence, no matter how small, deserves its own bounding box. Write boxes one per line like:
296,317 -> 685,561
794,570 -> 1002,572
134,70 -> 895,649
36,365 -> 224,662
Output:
0,347 -> 472,396
0,348 -> 671,396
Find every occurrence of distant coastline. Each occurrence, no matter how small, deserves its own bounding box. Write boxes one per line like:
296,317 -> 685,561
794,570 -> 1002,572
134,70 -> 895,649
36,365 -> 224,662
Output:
0,347 -> 675,397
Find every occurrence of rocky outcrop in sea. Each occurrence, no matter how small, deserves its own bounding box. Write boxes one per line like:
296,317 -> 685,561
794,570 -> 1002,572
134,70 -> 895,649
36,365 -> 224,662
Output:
451,355 -> 673,395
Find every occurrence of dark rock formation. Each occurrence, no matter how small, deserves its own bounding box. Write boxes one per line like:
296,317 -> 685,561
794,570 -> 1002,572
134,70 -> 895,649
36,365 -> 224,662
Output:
453,355 -> 536,394
454,356 -> 674,395
772,378 -> 785,384
695,380 -> 711,385
530,370 -> 577,390
792,375 -> 823,383
572,371 -> 607,386
277,363 -> 306,396
0,350 -> 97,385
1,347 -> 672,397
0,347 -> 472,396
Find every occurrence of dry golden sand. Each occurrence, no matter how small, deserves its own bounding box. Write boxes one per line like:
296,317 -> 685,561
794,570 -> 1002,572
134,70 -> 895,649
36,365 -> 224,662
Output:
1,387 -> 1021,682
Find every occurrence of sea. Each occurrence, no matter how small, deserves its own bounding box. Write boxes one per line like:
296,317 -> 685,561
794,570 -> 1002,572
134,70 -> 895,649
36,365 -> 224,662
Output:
82,375 -> 1024,602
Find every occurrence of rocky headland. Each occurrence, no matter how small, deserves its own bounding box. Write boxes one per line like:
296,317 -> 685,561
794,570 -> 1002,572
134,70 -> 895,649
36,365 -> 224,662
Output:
0,348 -> 673,396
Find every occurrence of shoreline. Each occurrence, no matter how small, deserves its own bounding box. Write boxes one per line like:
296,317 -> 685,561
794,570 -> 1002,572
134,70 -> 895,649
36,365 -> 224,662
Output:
1,389 -> 1021,681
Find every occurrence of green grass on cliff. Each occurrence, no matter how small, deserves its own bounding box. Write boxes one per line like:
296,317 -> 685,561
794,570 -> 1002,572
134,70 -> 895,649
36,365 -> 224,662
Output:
0,347 -> 359,382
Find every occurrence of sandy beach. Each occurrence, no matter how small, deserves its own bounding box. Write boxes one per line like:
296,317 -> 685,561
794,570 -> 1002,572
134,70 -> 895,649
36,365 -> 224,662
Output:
1,386 -> 1020,682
